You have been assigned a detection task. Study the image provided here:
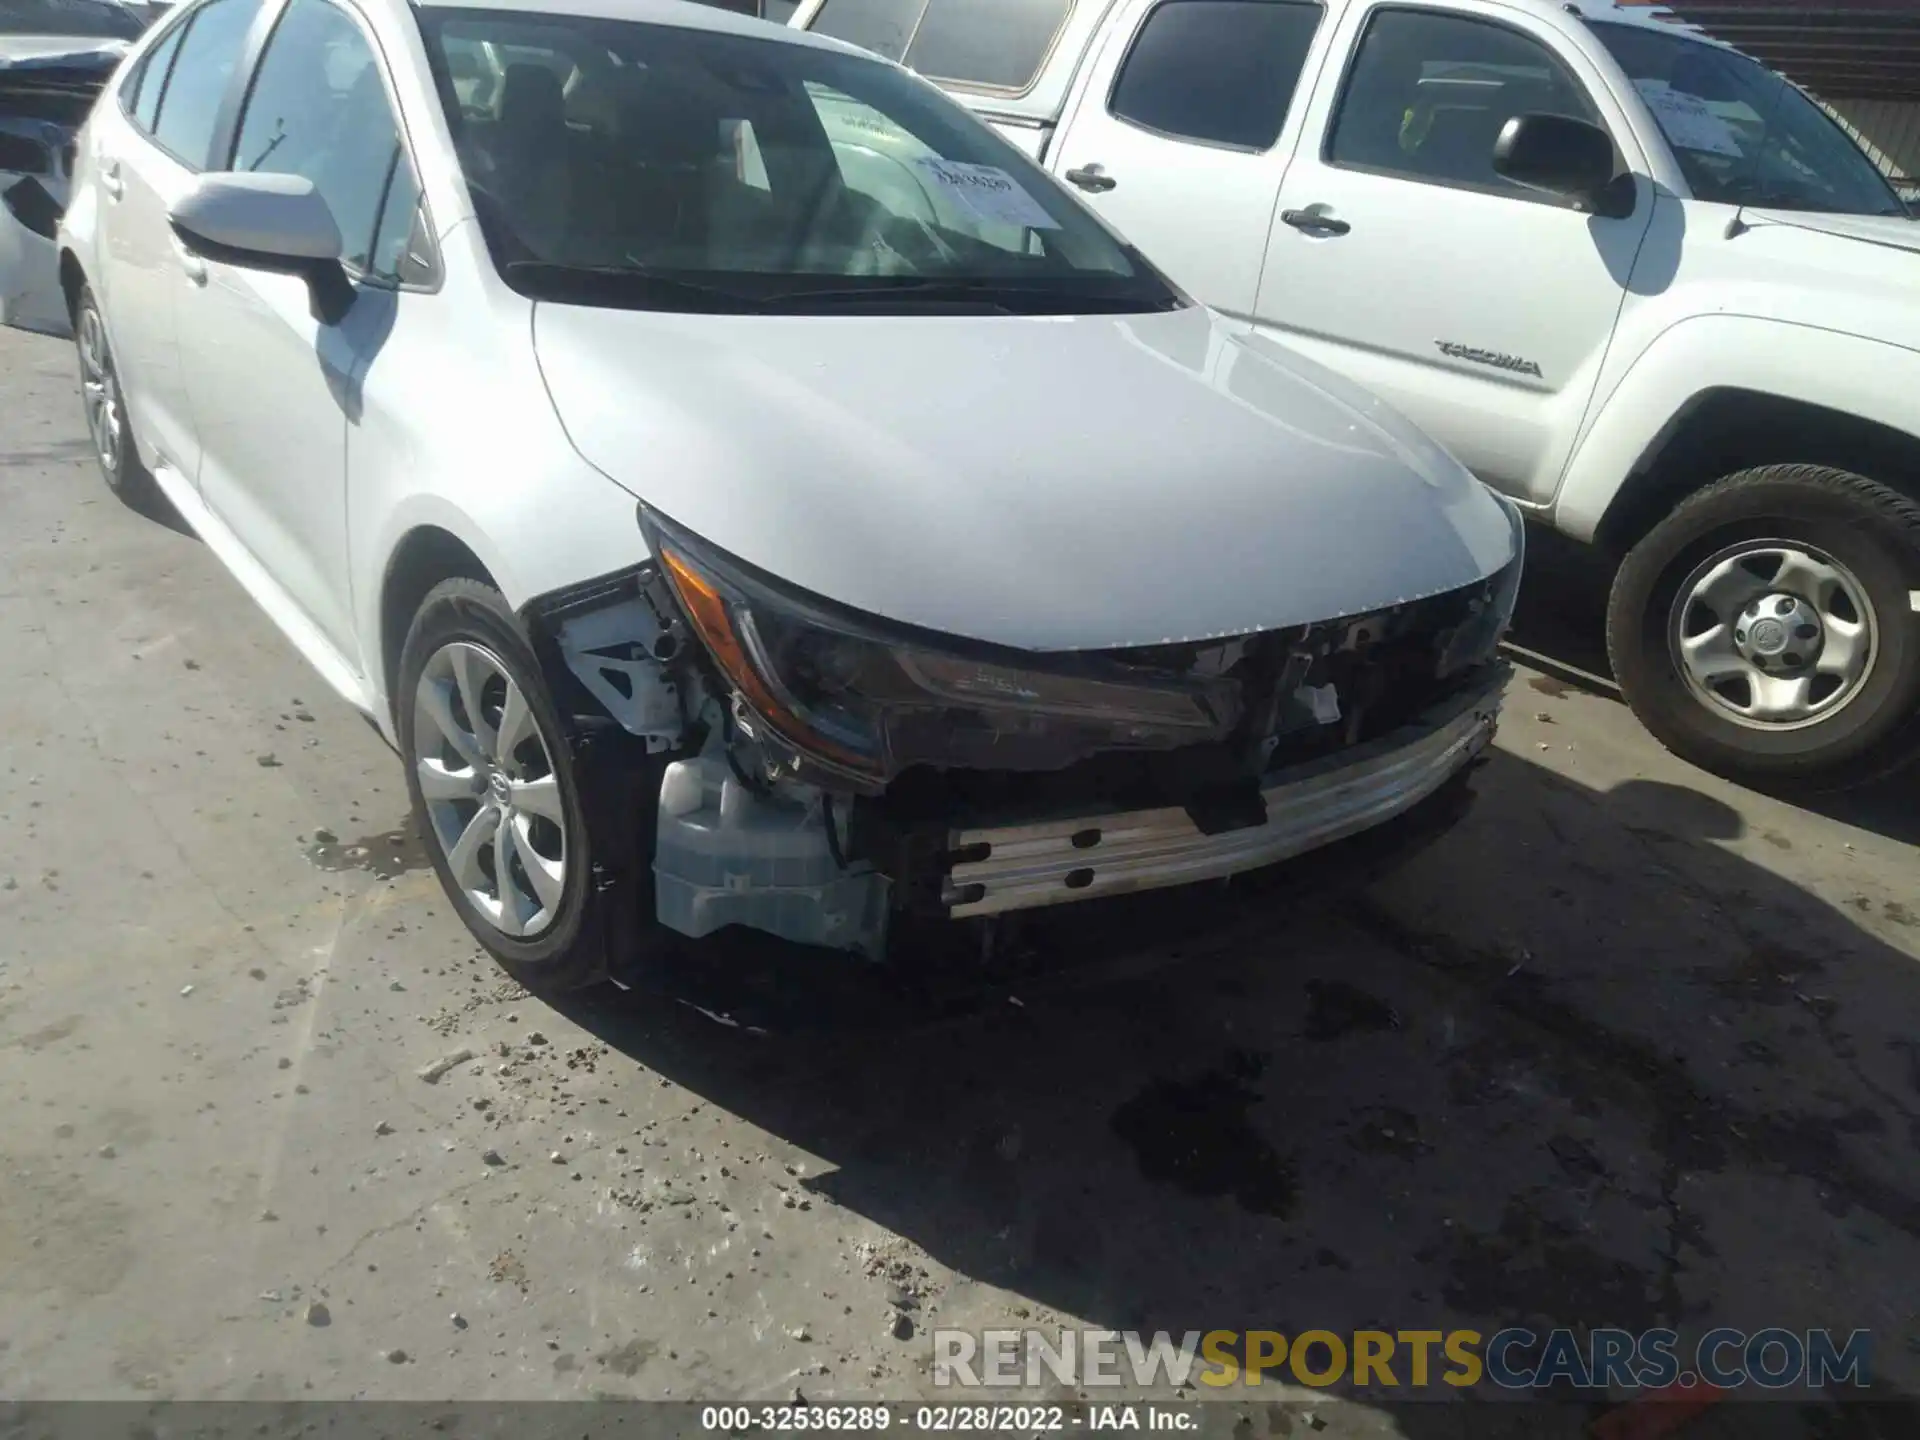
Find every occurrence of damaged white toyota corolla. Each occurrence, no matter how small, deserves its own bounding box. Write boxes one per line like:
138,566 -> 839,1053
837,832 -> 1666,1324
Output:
58,0 -> 1521,987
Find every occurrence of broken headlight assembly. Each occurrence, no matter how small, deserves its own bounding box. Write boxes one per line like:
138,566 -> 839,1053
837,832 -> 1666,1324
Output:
1436,497 -> 1525,677
638,505 -> 1241,791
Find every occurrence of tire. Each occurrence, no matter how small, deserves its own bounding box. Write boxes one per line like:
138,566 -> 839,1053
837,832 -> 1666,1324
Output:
73,284 -> 151,500
398,579 -> 611,991
1608,464 -> 1920,790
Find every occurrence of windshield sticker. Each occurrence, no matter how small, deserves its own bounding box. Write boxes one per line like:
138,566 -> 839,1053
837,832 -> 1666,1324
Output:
912,159 -> 1062,230
1635,79 -> 1743,158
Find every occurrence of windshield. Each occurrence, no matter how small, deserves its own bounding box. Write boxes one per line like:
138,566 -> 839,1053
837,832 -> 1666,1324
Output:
0,0 -> 141,39
415,8 -> 1178,313
1590,22 -> 1903,217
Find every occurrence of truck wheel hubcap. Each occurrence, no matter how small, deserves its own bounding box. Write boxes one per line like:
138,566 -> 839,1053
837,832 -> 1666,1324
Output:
412,641 -> 568,938
1669,540 -> 1876,730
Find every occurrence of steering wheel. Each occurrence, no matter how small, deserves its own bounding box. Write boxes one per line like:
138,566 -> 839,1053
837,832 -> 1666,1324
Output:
845,201 -> 958,275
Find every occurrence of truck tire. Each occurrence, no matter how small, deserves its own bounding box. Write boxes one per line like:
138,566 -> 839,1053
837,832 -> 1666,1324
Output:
398,579 -> 614,991
1608,464 -> 1920,790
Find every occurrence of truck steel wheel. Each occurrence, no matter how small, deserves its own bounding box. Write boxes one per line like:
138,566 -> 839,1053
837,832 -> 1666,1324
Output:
398,579 -> 604,988
74,286 -> 148,498
1609,465 -> 1920,789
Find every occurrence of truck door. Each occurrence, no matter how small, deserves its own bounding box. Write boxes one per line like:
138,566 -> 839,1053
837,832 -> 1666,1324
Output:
1258,0 -> 1653,503
1048,0 -> 1328,317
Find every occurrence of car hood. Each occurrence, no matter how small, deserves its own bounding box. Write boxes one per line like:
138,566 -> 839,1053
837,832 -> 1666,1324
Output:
533,300 -> 1518,652
1745,208 -> 1920,256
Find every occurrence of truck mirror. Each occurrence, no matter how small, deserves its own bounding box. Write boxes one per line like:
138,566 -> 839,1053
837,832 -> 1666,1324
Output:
1493,112 -> 1618,209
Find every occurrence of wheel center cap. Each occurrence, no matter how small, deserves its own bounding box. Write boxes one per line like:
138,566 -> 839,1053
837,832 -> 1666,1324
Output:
488,770 -> 513,807
1747,617 -> 1789,656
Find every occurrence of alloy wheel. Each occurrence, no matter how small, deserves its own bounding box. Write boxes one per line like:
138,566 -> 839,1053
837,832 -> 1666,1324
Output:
411,641 -> 568,938
1668,539 -> 1878,730
77,305 -> 123,478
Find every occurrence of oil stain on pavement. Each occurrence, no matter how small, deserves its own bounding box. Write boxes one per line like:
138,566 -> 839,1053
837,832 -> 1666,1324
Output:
303,822 -> 432,880
1109,1049 -> 1298,1218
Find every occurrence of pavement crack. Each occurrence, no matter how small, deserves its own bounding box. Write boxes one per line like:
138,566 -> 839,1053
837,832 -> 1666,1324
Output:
1612,818 -> 1920,1128
314,1172 -> 495,1283
1346,897 -> 1920,1247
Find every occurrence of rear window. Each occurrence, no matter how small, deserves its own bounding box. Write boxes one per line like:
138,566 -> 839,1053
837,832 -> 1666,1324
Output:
1109,0 -> 1321,151
810,0 -> 1070,92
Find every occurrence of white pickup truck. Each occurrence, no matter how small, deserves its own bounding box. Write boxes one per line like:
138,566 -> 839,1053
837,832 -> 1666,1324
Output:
790,0 -> 1920,789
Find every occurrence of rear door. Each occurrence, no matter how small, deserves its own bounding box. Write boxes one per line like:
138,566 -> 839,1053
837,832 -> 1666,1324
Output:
1046,0 -> 1329,316
1256,1 -> 1653,502
94,0 -> 261,482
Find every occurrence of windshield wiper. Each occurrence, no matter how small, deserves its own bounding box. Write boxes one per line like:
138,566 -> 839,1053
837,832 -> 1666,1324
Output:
503,261 -> 762,311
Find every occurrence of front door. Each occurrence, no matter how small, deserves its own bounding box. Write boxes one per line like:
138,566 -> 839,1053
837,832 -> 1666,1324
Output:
177,0 -> 422,662
1047,0 -> 1329,317
1257,1 -> 1652,502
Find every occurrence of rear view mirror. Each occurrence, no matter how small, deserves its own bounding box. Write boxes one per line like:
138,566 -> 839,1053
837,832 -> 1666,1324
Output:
1493,112 -> 1628,216
168,171 -> 355,322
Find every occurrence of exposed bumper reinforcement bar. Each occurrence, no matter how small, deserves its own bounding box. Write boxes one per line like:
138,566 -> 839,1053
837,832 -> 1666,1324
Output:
942,669 -> 1505,918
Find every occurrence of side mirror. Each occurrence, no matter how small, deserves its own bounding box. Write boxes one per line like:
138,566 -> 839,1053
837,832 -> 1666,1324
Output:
1492,112 -> 1626,215
168,172 -> 355,322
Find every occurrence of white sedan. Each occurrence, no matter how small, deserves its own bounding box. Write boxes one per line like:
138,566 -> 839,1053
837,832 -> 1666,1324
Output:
57,0 -> 1521,988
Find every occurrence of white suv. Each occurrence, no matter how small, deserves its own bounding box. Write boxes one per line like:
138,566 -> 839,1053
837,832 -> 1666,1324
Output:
57,0 -> 1520,985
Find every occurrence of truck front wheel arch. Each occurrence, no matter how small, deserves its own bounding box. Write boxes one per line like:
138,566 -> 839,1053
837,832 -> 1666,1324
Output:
1593,388 -> 1920,557
1607,464 -> 1920,790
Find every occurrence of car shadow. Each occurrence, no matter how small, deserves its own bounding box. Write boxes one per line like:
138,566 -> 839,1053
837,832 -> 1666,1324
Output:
121,468 -> 197,539
547,745 -> 1920,1432
1506,525 -> 1920,845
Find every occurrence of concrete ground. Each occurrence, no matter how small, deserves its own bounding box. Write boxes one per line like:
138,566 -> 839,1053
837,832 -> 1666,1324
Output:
2,323 -> 1919,1436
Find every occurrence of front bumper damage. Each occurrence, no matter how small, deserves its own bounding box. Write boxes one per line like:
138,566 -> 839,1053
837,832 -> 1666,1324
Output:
940,673 -> 1501,918
525,555 -> 1514,970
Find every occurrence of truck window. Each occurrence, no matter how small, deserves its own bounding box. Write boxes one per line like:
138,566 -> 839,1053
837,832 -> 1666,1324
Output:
810,0 -> 1071,93
1327,8 -> 1603,201
1586,21 -> 1902,217
1109,0 -> 1321,151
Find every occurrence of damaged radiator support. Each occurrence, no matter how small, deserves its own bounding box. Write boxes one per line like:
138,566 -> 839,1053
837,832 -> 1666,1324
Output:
527,567 -> 896,963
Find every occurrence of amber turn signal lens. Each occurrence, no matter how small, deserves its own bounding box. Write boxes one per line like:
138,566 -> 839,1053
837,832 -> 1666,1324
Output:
658,547 -> 787,722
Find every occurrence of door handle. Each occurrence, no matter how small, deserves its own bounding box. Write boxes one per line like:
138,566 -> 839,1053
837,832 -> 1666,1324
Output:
99,159 -> 123,201
1064,164 -> 1117,194
1281,207 -> 1350,236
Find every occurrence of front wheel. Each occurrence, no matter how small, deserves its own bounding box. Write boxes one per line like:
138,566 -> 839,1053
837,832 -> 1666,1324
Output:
398,579 -> 609,990
1608,464 -> 1920,790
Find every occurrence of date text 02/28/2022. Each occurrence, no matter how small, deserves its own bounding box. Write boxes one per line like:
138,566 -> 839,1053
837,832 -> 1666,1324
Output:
698,1405 -> 1195,1431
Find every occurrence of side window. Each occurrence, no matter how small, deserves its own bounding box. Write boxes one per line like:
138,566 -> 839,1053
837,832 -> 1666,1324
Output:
1109,0 -> 1323,151
230,0 -> 413,275
904,0 -> 1072,91
811,0 -> 1072,93
126,15 -> 190,134
151,0 -> 262,167
1327,8 -> 1602,199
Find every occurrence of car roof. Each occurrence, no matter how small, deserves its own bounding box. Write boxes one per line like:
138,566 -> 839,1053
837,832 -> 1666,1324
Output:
401,0 -> 857,53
